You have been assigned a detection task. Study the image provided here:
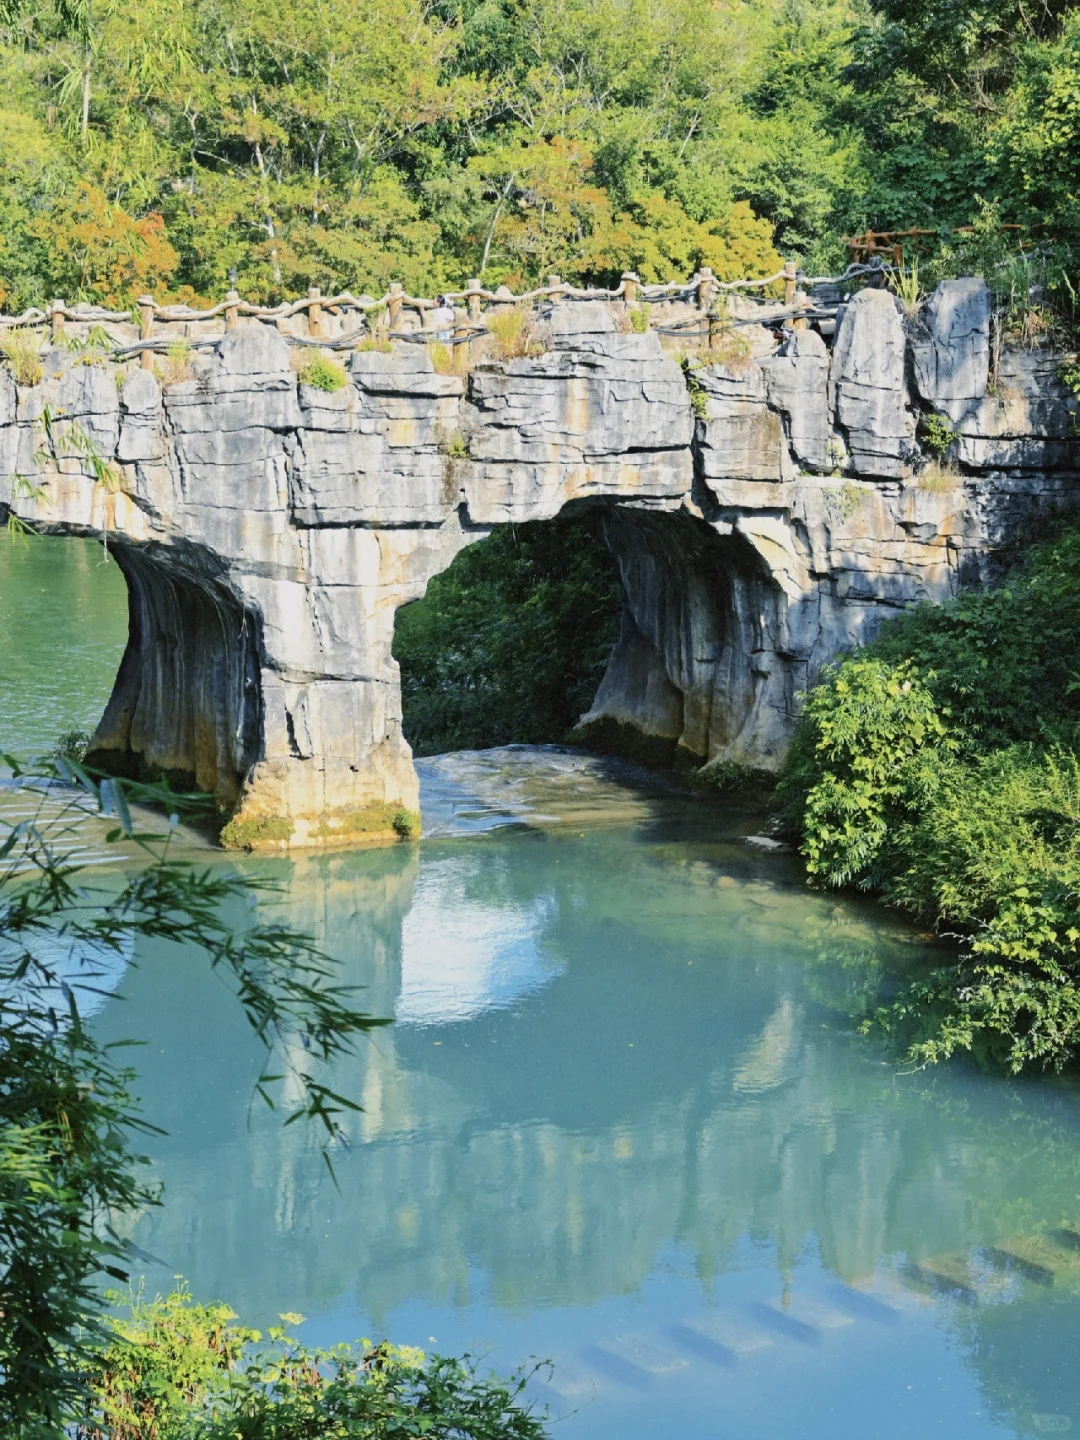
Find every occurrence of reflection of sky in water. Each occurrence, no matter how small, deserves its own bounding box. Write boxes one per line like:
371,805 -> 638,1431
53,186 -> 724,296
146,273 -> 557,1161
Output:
398,867 -> 559,1025
1,926 -> 131,1020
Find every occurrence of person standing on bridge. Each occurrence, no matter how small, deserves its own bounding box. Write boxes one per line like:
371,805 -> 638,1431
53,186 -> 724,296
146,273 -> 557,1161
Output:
431,296 -> 454,342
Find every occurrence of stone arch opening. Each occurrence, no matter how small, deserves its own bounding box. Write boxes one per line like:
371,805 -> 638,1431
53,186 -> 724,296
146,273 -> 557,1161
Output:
389,498 -> 794,777
0,532 -> 128,761
390,504 -> 623,758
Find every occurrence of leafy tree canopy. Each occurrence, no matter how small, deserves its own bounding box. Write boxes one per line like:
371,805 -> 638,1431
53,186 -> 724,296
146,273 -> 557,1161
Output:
3,0 -> 1077,309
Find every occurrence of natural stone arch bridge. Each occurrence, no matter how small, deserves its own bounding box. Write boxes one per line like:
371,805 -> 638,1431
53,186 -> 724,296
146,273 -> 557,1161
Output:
2,281 -> 1078,847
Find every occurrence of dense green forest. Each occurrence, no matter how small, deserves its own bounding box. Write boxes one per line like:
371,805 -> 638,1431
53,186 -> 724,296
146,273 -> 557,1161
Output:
0,0 -> 1078,308
394,520 -> 622,755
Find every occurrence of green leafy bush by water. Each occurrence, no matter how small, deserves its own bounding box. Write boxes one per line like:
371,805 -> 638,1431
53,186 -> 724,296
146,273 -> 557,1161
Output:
782,523 -> 1080,1072
393,519 -> 622,755
81,1285 -> 547,1440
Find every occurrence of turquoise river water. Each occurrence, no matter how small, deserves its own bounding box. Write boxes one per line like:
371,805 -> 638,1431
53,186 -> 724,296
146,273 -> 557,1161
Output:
5,538 -> 1080,1439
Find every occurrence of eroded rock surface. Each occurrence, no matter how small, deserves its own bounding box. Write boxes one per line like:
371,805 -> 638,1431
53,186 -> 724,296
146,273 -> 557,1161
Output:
2,280 -> 1078,844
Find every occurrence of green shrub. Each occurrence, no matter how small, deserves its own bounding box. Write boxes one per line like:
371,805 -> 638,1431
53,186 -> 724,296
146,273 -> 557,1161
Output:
81,1285 -> 548,1440
918,412 -> 955,459
392,806 -> 420,838
51,727 -> 92,763
782,522 -> 1080,1073
296,352 -> 348,392
681,363 -> 709,419
781,657 -> 954,889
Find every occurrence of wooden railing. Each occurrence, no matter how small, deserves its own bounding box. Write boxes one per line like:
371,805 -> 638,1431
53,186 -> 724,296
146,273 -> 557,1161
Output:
845,225 -> 1029,265
0,258 -> 894,366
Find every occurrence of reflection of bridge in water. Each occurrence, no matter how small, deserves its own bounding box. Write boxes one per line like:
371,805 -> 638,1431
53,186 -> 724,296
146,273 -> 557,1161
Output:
91,801 -> 1080,1434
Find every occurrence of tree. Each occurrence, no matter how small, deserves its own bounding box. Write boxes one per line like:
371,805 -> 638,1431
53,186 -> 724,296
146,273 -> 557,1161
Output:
0,758 -> 388,1433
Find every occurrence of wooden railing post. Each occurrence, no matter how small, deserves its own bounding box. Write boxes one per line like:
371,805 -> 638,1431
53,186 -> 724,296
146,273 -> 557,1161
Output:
50,300 -> 65,341
621,271 -> 639,306
388,282 -> 403,332
138,295 -> 155,370
697,266 -> 716,312
225,289 -> 240,330
783,262 -> 797,312
466,278 -> 483,323
307,285 -> 323,339
547,273 -> 563,304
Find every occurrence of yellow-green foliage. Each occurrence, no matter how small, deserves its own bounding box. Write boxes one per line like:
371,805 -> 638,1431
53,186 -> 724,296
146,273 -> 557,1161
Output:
890,254 -> 922,318
824,481 -> 866,519
313,802 -> 420,841
488,306 -> 531,359
918,459 -> 960,493
0,327 -> 43,385
219,814 -> 293,849
0,0 -> 1078,324
82,1284 -> 544,1440
357,330 -> 393,353
430,340 -> 455,373
704,324 -> 752,372
629,304 -> 652,333
295,351 -> 348,392
157,338 -> 194,386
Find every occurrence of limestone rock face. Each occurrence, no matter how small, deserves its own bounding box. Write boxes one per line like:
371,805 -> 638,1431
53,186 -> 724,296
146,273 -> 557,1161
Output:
118,369 -> 165,464
461,321 -> 692,523
956,347 -> 1079,471
695,362 -> 787,496
829,288 -> 914,479
2,295 -> 1079,846
761,330 -> 831,471
289,348 -> 461,527
910,278 -> 991,420
0,369 -> 16,475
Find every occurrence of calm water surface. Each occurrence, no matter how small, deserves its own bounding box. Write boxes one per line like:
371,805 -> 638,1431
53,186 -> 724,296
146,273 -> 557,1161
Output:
6,539 -> 1080,1440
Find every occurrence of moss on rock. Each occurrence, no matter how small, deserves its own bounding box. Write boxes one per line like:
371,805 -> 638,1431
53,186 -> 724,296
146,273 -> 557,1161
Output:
220,803 -> 421,850
219,814 -> 293,850
311,802 -> 420,843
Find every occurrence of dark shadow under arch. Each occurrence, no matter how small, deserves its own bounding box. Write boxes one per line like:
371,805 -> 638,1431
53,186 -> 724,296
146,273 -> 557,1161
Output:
86,543 -> 262,804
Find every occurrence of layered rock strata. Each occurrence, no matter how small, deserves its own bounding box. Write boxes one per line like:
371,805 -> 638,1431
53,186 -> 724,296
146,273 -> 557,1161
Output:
2,281 -> 1078,845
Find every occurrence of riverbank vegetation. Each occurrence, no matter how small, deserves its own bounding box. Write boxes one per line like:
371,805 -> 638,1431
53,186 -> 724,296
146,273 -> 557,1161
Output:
0,0 -> 1078,309
80,1285 -> 544,1440
394,519 -> 622,756
781,522 -> 1080,1074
